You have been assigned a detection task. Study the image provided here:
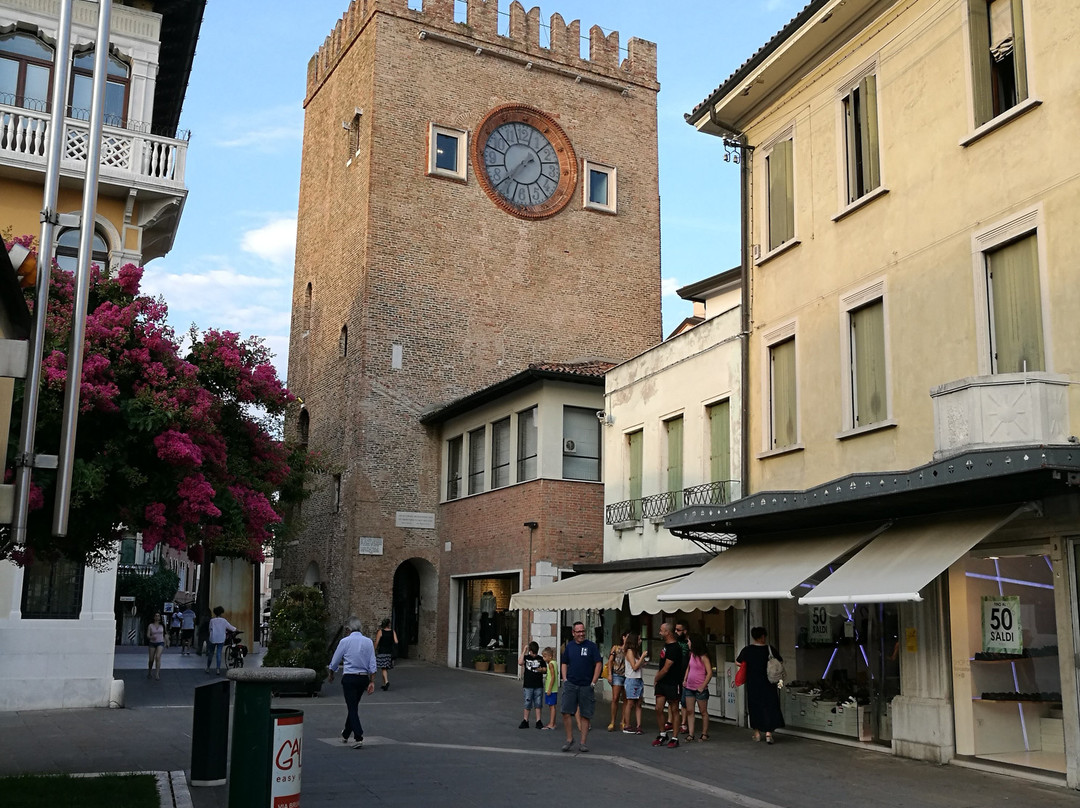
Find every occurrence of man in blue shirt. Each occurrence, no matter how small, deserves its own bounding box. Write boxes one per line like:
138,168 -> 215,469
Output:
559,621 -> 602,753
328,617 -> 377,748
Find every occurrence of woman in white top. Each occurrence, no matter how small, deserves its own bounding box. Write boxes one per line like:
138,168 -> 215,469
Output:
620,633 -> 649,734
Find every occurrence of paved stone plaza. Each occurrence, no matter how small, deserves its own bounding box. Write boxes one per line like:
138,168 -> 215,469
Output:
0,646 -> 1075,808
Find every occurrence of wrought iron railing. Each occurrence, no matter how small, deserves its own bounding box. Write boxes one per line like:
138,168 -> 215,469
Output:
605,480 -> 737,525
604,498 -> 641,524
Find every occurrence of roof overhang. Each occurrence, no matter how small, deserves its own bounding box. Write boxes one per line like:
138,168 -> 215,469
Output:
420,365 -> 607,425
665,446 -> 1080,539
687,0 -> 893,135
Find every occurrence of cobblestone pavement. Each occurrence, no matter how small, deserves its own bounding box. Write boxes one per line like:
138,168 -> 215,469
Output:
0,646 -> 1075,808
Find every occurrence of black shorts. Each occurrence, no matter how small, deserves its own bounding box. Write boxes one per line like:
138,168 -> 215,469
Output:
181,629 -> 194,641
655,681 -> 681,702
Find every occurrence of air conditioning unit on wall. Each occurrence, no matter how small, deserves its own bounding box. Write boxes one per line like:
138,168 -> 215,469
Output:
564,439 -> 577,453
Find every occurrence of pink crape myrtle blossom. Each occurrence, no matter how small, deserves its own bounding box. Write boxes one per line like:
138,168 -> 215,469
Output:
3,239 -> 305,566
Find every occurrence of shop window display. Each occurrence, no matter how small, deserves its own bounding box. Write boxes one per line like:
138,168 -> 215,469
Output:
780,595 -> 899,742
461,576 -> 518,669
955,552 -> 1062,773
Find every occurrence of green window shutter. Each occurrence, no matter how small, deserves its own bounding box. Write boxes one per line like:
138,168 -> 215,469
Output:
989,234 -> 1043,373
768,138 -> 794,250
968,0 -> 994,126
708,400 -> 731,503
851,300 -> 887,426
1010,0 -> 1028,100
860,74 -> 881,193
628,430 -> 643,520
666,416 -> 683,508
770,339 -> 797,448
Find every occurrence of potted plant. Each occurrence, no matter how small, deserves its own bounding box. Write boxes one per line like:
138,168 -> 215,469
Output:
492,651 -> 507,673
474,652 -> 490,671
263,584 -> 331,695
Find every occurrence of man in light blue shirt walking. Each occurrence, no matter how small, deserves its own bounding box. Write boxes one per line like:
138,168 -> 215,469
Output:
328,617 -> 377,748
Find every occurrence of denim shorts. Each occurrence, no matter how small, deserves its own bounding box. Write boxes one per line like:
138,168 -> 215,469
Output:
523,687 -> 543,709
683,687 -> 710,703
610,674 -> 626,687
560,681 -> 596,719
624,678 -> 643,699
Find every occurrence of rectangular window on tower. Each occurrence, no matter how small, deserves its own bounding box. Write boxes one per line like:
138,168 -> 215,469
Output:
428,123 -> 468,181
491,417 -> 511,489
516,406 -> 538,482
468,426 -> 486,495
446,435 -> 463,501
583,160 -> 617,213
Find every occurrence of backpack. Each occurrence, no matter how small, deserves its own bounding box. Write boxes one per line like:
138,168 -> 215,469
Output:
766,645 -> 785,684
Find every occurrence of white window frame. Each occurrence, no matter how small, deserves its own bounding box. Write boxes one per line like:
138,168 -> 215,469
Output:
833,59 -> 887,219
971,204 -> 1050,376
758,125 -> 798,261
759,319 -> 801,456
428,123 -> 468,181
582,160 -> 617,213
961,0 -> 1037,143
837,279 -> 894,437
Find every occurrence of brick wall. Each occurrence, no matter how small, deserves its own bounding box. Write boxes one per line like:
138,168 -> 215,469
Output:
284,0 -> 661,663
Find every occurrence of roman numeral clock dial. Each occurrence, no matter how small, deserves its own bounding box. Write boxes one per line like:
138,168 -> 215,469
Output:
472,104 -> 577,219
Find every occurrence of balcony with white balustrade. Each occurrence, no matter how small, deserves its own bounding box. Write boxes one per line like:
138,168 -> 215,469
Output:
0,102 -> 187,192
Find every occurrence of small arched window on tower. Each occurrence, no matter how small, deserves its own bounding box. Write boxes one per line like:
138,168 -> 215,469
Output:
339,325 -> 348,357
55,227 -> 109,272
298,408 -> 310,446
303,282 -> 312,336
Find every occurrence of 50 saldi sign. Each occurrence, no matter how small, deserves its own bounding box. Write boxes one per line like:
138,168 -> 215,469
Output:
982,595 -> 1022,654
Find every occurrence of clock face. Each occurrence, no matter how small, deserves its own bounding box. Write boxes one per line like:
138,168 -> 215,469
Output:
472,105 -> 577,219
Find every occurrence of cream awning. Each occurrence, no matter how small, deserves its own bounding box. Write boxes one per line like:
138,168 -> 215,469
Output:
509,568 -> 695,612
799,506 -> 1027,605
628,578 -> 743,614
657,527 -> 884,602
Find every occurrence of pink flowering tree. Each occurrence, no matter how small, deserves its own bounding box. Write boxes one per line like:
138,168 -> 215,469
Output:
2,236 -> 311,568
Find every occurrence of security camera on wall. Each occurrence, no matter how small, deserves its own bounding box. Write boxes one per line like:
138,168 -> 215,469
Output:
596,410 -> 606,421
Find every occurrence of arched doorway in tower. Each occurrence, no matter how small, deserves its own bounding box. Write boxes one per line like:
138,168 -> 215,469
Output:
392,558 -> 437,660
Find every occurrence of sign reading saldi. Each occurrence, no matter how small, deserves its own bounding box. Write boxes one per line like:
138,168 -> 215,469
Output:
982,595 -> 1022,654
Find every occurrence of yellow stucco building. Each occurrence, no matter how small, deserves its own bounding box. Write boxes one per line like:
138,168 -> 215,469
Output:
666,0 -> 1080,786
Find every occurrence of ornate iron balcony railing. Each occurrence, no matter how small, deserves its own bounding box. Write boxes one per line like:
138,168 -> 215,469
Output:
605,480 -> 736,525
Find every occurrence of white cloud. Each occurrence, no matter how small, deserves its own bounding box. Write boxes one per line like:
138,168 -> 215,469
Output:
240,217 -> 297,266
212,104 -> 303,151
661,277 -> 680,297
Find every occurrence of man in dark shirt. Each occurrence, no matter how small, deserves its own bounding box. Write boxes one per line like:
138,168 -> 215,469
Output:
651,622 -> 683,748
675,619 -> 691,734
559,621 -> 602,753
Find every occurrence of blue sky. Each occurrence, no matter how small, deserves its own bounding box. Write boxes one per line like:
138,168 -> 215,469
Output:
142,0 -> 804,381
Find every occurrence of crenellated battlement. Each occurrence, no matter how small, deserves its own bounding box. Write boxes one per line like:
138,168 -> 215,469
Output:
306,0 -> 658,104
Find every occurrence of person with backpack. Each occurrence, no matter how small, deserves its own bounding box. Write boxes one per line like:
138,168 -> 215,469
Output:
736,626 -> 785,744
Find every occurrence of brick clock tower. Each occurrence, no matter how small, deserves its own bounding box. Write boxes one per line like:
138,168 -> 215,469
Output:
285,0 -> 661,662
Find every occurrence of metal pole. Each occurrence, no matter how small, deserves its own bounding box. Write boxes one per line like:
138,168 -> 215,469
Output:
11,0 -> 74,544
53,0 -> 113,536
